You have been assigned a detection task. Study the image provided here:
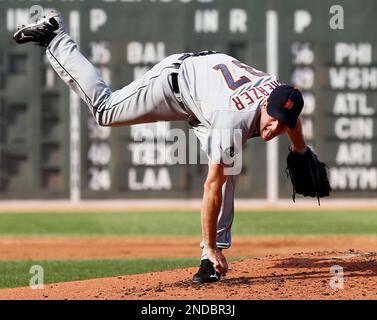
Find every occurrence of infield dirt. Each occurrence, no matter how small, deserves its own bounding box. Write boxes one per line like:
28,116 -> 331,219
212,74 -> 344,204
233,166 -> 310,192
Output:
1,236 -> 377,299
0,250 -> 376,299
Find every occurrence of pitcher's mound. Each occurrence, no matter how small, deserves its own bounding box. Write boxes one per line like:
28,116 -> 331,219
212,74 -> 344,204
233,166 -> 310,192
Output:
0,250 -> 376,300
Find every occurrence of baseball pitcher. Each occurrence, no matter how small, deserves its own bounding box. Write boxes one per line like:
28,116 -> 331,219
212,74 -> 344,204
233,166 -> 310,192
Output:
13,11 -> 331,284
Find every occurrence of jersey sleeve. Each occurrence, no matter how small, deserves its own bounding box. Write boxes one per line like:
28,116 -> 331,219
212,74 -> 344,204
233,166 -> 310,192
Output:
202,110 -> 252,167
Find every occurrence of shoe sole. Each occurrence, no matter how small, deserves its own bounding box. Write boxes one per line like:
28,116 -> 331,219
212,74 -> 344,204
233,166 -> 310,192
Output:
192,275 -> 220,285
13,14 -> 59,44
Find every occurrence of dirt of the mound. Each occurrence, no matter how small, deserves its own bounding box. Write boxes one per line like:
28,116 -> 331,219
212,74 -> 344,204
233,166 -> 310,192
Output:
2,236 -> 377,260
0,251 -> 376,300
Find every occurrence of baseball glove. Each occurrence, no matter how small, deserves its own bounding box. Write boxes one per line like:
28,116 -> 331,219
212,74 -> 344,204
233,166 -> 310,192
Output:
286,147 -> 331,205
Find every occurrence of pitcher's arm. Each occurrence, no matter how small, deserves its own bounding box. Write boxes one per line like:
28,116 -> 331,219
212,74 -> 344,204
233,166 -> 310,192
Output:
286,118 -> 307,154
201,162 -> 229,275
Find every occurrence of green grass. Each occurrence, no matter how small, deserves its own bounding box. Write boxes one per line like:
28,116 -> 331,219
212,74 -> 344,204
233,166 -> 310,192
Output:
1,210 -> 376,290
0,210 -> 377,237
0,259 -> 199,289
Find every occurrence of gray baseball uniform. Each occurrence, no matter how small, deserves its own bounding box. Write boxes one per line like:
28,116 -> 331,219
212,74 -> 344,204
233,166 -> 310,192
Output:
46,31 -> 280,260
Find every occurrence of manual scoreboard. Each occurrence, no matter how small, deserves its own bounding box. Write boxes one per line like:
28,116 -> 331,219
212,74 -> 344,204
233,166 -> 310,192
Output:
0,0 -> 375,200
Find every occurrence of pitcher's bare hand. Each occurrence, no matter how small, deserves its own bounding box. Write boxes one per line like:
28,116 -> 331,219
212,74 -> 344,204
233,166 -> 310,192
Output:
205,247 -> 228,276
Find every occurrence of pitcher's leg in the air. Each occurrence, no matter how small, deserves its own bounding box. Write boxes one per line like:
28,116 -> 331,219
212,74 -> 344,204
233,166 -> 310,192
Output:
13,11 -> 189,127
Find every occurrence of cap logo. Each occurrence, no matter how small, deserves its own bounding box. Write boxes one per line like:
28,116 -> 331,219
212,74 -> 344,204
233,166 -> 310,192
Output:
284,99 -> 294,110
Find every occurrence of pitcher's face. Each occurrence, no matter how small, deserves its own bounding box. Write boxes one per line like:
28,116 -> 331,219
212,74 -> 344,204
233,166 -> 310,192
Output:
259,100 -> 288,141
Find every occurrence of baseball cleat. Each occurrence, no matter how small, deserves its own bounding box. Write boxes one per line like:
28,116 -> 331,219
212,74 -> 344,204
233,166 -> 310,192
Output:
13,11 -> 65,47
192,259 -> 221,284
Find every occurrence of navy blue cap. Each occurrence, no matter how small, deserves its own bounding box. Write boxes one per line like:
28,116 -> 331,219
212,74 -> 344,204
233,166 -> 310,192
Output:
267,85 -> 304,129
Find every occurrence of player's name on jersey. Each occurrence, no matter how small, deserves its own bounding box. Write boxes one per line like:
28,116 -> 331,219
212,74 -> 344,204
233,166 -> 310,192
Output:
231,80 -> 281,111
